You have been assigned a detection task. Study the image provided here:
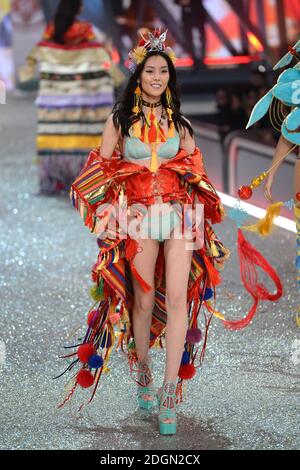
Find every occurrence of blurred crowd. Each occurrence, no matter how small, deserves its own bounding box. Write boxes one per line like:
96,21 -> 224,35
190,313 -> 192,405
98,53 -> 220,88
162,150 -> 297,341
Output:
197,69 -> 279,145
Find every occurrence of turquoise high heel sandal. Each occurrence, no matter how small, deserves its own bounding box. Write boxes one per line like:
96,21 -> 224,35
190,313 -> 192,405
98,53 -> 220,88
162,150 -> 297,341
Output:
156,381 -> 177,435
137,359 -> 155,410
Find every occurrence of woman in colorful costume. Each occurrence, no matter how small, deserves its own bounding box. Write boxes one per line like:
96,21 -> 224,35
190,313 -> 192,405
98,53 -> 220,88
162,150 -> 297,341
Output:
18,0 -> 124,195
57,29 -> 282,436
245,39 -> 300,320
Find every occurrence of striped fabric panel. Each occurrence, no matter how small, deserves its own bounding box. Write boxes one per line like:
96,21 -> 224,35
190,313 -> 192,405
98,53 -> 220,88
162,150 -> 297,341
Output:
71,162 -> 109,201
37,40 -> 104,50
40,62 -> 107,74
37,46 -> 111,65
40,70 -> 110,81
150,288 -> 168,342
37,134 -> 101,150
190,250 -> 206,282
37,106 -> 112,122
37,122 -> 105,135
97,239 -> 118,251
35,92 -> 114,107
91,242 -> 127,303
38,78 -> 114,96
38,149 -> 88,157
107,263 -> 127,302
153,287 -> 167,316
37,151 -> 90,159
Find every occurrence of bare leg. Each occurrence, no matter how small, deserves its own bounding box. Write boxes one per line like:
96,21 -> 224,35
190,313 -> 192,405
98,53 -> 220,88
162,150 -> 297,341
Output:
163,236 -> 193,383
131,237 -> 160,364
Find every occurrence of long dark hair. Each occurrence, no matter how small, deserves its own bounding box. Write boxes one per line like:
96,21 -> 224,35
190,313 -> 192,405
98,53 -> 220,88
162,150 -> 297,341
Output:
53,0 -> 82,44
112,51 -> 194,138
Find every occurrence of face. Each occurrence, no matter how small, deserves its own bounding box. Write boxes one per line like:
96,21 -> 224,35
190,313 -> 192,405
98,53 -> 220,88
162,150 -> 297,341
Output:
247,89 -> 258,107
251,72 -> 266,87
139,55 -> 170,101
216,89 -> 229,107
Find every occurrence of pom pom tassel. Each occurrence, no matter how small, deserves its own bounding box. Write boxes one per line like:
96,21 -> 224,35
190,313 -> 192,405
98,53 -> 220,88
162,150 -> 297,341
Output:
223,229 -> 283,330
178,363 -> 196,380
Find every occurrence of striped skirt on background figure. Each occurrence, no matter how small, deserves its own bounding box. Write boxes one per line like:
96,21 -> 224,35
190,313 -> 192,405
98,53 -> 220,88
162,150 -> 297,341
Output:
35,48 -> 115,194
18,20 -> 125,195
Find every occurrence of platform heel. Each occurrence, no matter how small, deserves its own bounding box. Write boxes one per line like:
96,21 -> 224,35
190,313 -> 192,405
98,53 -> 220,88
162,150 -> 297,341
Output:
137,359 -> 155,410
156,381 -> 177,435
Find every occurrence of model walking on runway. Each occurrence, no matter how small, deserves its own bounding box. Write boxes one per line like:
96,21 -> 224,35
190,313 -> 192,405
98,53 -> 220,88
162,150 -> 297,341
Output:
57,29 -> 282,436
246,39 -> 300,317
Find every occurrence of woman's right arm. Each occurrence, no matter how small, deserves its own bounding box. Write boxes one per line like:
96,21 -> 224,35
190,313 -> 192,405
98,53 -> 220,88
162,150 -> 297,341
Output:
99,113 -> 121,160
264,135 -> 294,202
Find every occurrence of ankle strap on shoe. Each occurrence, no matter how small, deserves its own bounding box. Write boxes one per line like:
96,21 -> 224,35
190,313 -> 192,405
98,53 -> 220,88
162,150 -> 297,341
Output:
162,381 -> 177,396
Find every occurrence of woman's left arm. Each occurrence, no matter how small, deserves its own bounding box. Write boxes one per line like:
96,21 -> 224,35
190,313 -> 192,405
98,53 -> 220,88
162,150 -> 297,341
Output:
18,46 -> 39,83
179,117 -> 196,154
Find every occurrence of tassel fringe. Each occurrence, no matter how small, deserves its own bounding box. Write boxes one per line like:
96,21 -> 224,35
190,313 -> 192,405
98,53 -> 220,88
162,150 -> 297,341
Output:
223,229 -> 283,330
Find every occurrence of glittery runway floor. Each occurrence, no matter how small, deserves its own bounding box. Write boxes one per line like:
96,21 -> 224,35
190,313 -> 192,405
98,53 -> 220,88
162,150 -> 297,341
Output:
0,95 -> 299,450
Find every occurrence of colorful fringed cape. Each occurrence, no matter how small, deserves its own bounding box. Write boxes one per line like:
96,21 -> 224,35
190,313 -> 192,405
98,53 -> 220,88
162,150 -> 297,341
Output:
57,146 -> 282,409
56,146 -> 232,408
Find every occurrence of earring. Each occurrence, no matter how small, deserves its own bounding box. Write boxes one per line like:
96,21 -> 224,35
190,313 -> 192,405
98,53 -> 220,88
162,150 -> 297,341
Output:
166,86 -> 175,137
132,82 -> 142,115
166,85 -> 172,108
166,85 -> 173,120
132,82 -> 142,138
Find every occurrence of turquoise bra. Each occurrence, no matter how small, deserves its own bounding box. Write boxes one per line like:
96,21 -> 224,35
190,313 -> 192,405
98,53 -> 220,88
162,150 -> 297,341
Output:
124,129 -> 180,161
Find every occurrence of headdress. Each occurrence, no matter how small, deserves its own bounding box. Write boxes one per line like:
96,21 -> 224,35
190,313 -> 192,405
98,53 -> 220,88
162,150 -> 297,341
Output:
128,28 -> 176,73
246,39 -> 300,144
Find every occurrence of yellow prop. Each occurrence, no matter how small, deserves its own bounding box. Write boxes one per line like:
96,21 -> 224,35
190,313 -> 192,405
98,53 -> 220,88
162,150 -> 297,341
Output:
242,201 -> 284,236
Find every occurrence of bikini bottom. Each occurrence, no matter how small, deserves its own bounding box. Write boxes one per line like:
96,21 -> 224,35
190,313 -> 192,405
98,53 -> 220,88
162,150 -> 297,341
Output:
127,203 -> 193,242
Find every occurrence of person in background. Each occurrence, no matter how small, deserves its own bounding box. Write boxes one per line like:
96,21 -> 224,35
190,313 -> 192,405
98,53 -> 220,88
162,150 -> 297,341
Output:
175,0 -> 207,70
19,0 -> 125,195
230,91 -> 248,131
244,87 -> 277,144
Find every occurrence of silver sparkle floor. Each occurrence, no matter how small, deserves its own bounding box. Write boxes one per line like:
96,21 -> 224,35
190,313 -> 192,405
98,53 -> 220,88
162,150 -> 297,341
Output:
0,95 -> 299,450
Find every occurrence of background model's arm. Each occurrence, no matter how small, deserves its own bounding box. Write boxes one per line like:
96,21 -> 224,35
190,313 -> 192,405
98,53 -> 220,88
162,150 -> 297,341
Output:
99,114 -> 120,160
264,135 -> 295,202
18,46 -> 39,83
